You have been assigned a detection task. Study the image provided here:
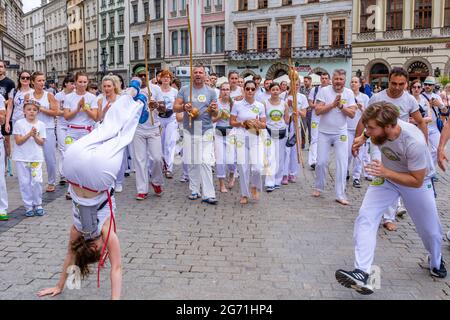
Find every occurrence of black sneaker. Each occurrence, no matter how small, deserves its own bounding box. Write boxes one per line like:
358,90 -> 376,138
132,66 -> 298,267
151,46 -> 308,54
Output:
430,258 -> 447,278
353,179 -> 361,188
335,269 -> 374,295
310,164 -> 316,170
346,171 -> 350,181
265,186 -> 275,193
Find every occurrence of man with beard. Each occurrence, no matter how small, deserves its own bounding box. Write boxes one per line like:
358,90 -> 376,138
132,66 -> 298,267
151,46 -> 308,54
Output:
336,102 -> 445,295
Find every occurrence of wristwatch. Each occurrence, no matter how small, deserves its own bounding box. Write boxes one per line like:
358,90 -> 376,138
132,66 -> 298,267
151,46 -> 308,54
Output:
363,130 -> 370,139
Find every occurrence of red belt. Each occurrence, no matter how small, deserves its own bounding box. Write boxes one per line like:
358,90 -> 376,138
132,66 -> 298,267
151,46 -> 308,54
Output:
68,124 -> 93,132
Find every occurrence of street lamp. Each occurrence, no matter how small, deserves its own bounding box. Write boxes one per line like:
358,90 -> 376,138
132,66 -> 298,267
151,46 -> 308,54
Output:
100,47 -> 109,78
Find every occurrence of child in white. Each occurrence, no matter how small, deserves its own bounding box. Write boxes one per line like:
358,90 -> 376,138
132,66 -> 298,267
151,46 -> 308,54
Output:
12,102 -> 47,216
0,95 -> 8,219
314,70 -> 356,204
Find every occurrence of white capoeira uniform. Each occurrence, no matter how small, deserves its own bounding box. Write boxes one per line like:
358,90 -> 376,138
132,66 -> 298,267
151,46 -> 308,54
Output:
315,86 -> 356,200
283,93 -> 309,178
12,118 -> 47,211
354,120 -> 443,273
132,83 -> 164,194
179,85 -> 218,199
214,100 -> 236,179
32,91 -> 57,186
55,90 -> 69,180
264,98 -> 288,187
421,92 -> 445,166
10,89 -> 34,126
158,87 -> 179,174
308,86 -> 325,167
0,97 -> 8,214
64,92 -> 98,147
369,90 -> 420,222
231,98 -> 267,198
347,92 -> 370,181
255,88 -> 270,104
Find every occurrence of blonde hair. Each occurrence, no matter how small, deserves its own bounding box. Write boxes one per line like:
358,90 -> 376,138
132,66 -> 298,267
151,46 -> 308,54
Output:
102,74 -> 121,95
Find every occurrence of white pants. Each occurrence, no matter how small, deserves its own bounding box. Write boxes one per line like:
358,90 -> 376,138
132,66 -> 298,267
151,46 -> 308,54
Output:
265,134 -> 287,187
308,120 -> 319,166
429,128 -> 440,166
354,178 -> 443,273
0,139 -> 8,213
16,161 -> 43,211
214,131 -> 236,179
315,131 -> 348,200
56,125 -> 67,179
183,130 -> 216,199
160,117 -> 178,173
235,130 -> 265,197
64,93 -> 143,191
284,146 -> 299,176
347,129 -> 363,180
362,140 -> 372,179
132,126 -> 164,194
43,127 -> 57,185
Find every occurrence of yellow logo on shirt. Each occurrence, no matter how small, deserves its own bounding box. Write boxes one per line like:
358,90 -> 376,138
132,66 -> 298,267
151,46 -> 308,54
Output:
65,136 -> 74,145
197,95 -> 206,103
340,135 -> 347,142
251,106 -> 259,114
381,147 -> 401,161
82,104 -> 91,111
371,177 -> 385,186
312,122 -> 318,129
269,110 -> 283,122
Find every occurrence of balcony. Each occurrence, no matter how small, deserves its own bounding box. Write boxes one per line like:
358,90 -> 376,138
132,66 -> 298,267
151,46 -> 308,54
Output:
225,45 -> 352,61
204,6 -> 211,13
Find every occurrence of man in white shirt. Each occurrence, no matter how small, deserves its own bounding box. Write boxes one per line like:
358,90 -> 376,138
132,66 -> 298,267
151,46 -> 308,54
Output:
312,69 -> 356,205
308,73 -> 330,169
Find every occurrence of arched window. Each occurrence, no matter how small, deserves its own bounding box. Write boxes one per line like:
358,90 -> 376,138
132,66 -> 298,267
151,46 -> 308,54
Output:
205,27 -> 213,54
369,63 -> 389,89
407,61 -> 430,82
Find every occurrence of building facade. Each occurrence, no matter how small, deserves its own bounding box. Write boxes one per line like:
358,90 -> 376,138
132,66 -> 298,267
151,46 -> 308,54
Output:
23,12 -> 33,72
32,5 -> 46,73
44,0 -> 68,85
84,0 -> 97,82
67,0 -> 86,74
352,0 -> 450,89
130,0 -> 164,79
225,0 -> 352,81
3,0 -> 25,79
98,0 -> 130,83
165,0 -> 227,80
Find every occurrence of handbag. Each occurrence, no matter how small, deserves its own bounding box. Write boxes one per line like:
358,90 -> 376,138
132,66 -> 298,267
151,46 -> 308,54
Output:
431,107 -> 444,132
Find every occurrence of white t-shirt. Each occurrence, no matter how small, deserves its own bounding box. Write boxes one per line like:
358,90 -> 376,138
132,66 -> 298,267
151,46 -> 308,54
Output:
138,83 -> 162,130
315,86 -> 356,134
256,90 -> 271,104
348,92 -> 370,130
379,120 -> 434,180
368,90 -> 419,122
64,92 -> 98,127
55,91 -> 69,127
32,91 -> 55,129
309,86 -> 328,123
264,99 -> 287,130
11,89 -> 34,123
231,99 -> 266,122
422,91 -> 444,109
158,87 -> 178,121
230,87 -> 243,100
0,95 -> 5,138
285,93 -> 309,115
12,118 -> 47,162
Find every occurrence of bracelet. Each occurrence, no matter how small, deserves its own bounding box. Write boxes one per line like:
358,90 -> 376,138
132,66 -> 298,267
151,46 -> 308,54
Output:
363,130 -> 370,139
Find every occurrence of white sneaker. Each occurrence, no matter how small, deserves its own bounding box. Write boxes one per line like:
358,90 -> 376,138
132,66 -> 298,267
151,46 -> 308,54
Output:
115,184 -> 123,193
396,205 -> 407,217
447,230 -> 450,242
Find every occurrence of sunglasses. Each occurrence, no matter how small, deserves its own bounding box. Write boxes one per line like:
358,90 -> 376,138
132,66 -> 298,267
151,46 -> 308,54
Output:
245,87 -> 256,92
424,83 -> 433,86
137,74 -> 147,78
21,77 -> 30,80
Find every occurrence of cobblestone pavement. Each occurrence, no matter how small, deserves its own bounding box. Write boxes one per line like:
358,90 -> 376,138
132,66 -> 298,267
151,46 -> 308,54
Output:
1,150 -> 450,300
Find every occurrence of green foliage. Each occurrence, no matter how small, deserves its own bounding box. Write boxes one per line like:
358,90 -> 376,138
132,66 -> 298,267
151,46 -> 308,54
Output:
439,75 -> 450,87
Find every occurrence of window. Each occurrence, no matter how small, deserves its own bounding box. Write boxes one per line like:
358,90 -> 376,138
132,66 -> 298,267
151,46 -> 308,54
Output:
119,45 -> 123,63
171,31 -> 178,55
119,14 -> 124,33
331,20 -> 345,47
110,15 -> 115,34
257,26 -> 267,52
133,39 -> 139,60
79,49 -> 83,67
238,0 -> 248,11
155,35 -> 162,58
205,27 -> 213,54
282,0 -> 292,5
205,0 -> 212,13
180,0 -> 186,15
445,0 -> 450,27
386,0 -> 403,31
215,26 -> 224,53
155,0 -> 161,19
360,0 -> 376,33
258,0 -> 267,9
102,17 -> 106,35
181,29 -> 189,55
144,1 -> 149,20
237,28 -> 247,52
415,0 -> 432,29
280,25 -> 292,58
132,3 -> 138,23
215,0 -> 223,11
306,22 -> 319,49
110,46 -> 115,64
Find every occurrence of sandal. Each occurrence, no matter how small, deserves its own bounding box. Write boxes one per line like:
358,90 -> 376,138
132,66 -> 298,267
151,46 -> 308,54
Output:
383,222 -> 397,231
46,184 -> 56,192
239,197 -> 248,205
